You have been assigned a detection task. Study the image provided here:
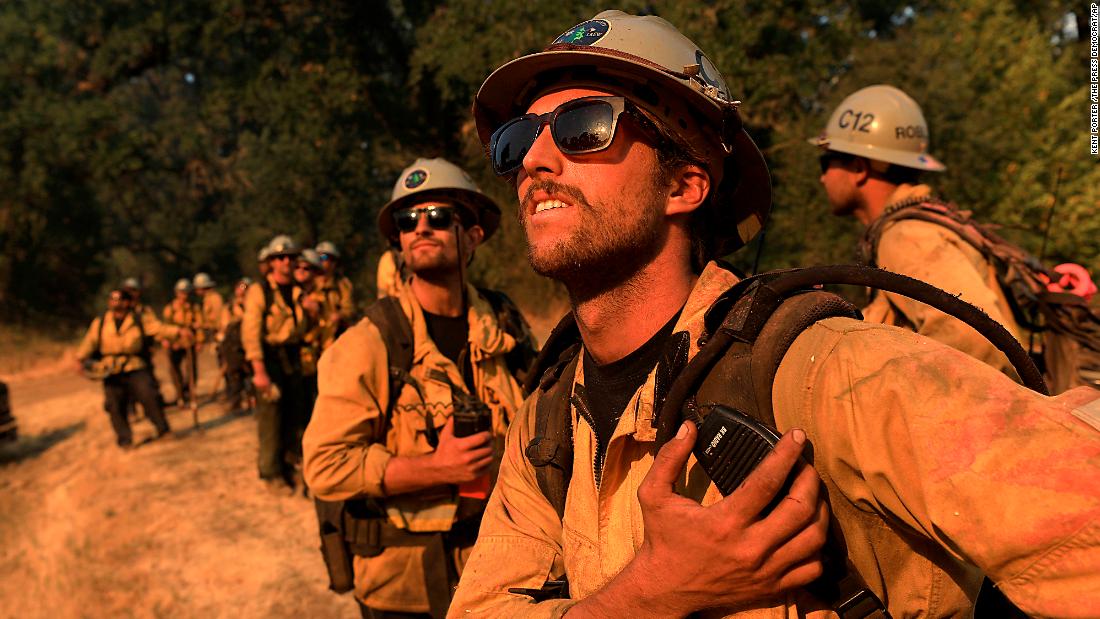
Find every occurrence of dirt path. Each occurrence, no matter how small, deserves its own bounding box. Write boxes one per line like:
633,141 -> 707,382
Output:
0,350 -> 357,619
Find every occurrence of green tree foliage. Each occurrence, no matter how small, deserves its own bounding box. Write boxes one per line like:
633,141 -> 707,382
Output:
823,0 -> 1099,269
0,0 -> 1094,323
0,0 -> 439,319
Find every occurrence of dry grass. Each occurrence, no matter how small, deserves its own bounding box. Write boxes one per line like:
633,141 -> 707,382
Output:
0,322 -> 80,378
0,349 -> 356,619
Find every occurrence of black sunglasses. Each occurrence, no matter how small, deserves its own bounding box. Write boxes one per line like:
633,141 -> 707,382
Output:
393,206 -> 457,234
489,96 -> 641,176
819,152 -> 855,174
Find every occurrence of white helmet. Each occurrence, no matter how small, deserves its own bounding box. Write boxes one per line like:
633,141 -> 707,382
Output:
474,10 -> 771,255
298,248 -> 323,270
174,278 -> 193,293
192,272 -> 216,289
267,235 -> 301,258
810,85 -> 945,172
378,158 -> 501,243
315,241 -> 340,259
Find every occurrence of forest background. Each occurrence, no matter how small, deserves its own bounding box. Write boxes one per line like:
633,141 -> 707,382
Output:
1,0 -> 1096,332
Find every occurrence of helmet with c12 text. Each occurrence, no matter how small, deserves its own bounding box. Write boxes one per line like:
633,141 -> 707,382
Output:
809,84 -> 945,172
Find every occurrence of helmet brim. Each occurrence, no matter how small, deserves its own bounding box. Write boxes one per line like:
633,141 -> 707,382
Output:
809,137 -> 946,172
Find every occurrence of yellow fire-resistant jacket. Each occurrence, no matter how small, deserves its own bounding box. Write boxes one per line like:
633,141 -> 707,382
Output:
162,300 -> 200,351
77,310 -> 182,376
862,184 -> 1026,377
300,286 -> 329,375
198,290 -> 225,338
302,283 -> 528,613
317,273 -> 356,322
376,249 -> 406,299
449,261 -> 1100,619
241,275 -> 308,363
218,300 -> 245,334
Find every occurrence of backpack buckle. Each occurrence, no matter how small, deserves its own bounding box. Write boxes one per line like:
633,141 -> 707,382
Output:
525,437 -> 562,467
836,586 -> 889,619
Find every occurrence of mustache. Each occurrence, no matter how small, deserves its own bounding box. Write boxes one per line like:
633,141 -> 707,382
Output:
520,180 -> 592,217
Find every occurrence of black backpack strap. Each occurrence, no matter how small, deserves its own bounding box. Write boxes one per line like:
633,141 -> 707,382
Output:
95,312 -> 106,358
132,309 -> 151,362
476,286 -> 539,385
521,312 -> 582,519
259,279 -> 275,342
525,350 -> 580,519
658,265 -> 1047,442
362,296 -> 415,423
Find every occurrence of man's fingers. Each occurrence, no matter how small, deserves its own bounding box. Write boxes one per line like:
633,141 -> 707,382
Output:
464,445 -> 494,463
439,416 -> 455,440
754,493 -> 830,570
470,454 -> 494,474
724,429 -> 807,519
774,556 -> 826,592
761,460 -> 822,531
454,430 -> 493,449
638,421 -> 696,505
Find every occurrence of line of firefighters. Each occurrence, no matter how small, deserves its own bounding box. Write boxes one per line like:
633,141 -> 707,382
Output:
74,240 -> 356,472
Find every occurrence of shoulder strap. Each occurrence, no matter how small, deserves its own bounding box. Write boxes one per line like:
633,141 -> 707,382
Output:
659,265 -> 1047,443
860,198 -> 977,266
858,200 -> 1061,333
259,279 -> 275,341
362,296 -> 415,423
133,309 -> 148,356
476,286 -> 539,385
96,312 -> 107,357
521,312 -> 582,518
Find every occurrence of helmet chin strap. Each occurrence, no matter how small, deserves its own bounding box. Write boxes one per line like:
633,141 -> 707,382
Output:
454,220 -> 469,314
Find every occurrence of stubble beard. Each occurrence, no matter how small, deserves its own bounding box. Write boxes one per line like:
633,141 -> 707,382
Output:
520,177 -> 667,301
406,240 -> 460,282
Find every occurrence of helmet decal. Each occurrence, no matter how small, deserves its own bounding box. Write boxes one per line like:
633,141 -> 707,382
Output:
404,169 -> 429,189
553,19 -> 610,46
695,50 -> 724,92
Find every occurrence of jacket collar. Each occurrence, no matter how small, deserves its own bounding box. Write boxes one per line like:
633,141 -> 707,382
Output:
398,281 -> 515,366
104,310 -> 135,335
573,261 -> 741,443
264,273 -> 301,303
884,183 -> 934,212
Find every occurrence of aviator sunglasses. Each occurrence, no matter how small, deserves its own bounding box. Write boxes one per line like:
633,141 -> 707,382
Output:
393,206 -> 458,233
490,96 -> 649,176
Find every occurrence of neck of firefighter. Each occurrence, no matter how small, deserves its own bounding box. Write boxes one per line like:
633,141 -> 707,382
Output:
570,181 -> 704,367
411,269 -> 465,317
852,162 -> 897,227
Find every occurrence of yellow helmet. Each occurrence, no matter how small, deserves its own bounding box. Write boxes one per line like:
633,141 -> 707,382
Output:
810,85 -> 945,172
